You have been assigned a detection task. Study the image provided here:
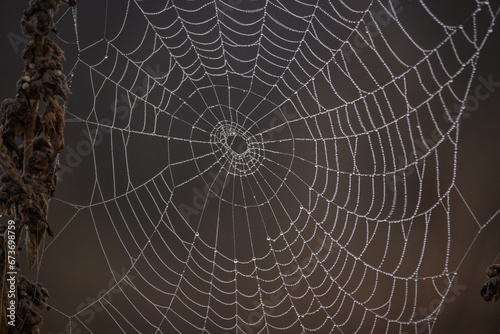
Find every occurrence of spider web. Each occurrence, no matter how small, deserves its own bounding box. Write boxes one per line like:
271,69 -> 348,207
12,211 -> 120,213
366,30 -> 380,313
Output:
29,0 -> 500,333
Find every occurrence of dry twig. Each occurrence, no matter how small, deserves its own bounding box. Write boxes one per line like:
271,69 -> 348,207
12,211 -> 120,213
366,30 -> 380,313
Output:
0,0 -> 76,332
481,264 -> 500,303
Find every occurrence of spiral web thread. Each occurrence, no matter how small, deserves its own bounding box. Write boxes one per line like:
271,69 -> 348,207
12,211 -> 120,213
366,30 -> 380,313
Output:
38,0 -> 500,333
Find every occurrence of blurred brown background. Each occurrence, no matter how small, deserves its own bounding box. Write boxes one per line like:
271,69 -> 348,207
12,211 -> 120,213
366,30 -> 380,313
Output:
1,1 -> 500,333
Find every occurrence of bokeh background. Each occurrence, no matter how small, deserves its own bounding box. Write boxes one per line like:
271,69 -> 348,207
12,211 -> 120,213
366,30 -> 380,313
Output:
1,0 -> 500,333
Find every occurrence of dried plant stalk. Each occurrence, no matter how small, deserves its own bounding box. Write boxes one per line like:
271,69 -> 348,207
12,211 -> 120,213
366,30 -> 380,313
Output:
0,0 -> 76,332
481,264 -> 500,303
